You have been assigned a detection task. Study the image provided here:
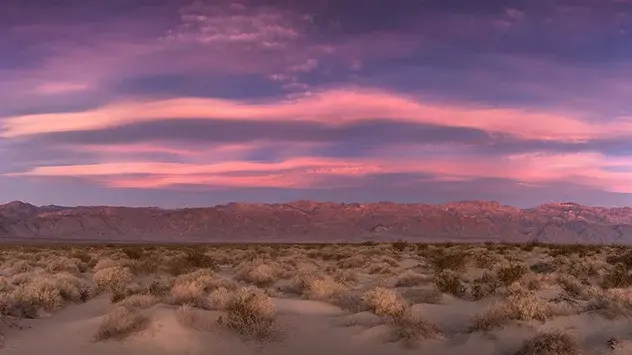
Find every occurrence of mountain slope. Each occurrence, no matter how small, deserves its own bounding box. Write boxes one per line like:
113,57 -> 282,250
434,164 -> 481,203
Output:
0,200 -> 631,244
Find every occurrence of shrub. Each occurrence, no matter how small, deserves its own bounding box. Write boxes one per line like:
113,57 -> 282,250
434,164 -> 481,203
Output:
497,264 -> 528,286
93,266 -> 133,302
175,304 -> 215,331
117,295 -> 158,309
427,249 -> 469,272
514,330 -> 582,355
434,271 -> 466,298
388,312 -> 440,348
362,287 -> 406,318
220,286 -> 279,342
600,263 -> 632,289
470,289 -> 553,331
392,239 -> 409,252
94,306 -> 148,341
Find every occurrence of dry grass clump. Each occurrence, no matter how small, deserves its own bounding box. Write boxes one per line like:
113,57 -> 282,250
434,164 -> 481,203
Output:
362,287 -> 439,348
557,275 -> 588,299
585,287 -> 632,318
94,306 -> 148,341
395,271 -> 430,287
362,287 -> 406,317
219,286 -> 280,342
514,330 -> 582,355
165,249 -> 216,276
1,273 -> 92,318
93,266 -> 133,302
387,312 -> 440,348
93,258 -> 121,272
175,304 -> 216,331
235,260 -> 289,287
496,263 -> 529,286
367,262 -> 394,274
434,270 -> 467,298
470,286 -> 554,331
599,263 -> 632,289
116,294 -> 158,309
169,269 -> 218,308
426,249 -> 469,272
44,256 -> 85,274
336,255 -> 367,269
5,260 -> 33,275
283,271 -> 349,304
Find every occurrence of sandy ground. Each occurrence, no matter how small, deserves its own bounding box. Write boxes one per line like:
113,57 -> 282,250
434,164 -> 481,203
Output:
4,294 -> 632,355
2,243 -> 632,355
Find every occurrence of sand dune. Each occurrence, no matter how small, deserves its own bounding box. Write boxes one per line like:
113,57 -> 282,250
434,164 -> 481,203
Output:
2,243 -> 632,354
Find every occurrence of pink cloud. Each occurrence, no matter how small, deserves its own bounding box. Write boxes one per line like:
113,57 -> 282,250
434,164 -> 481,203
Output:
8,151 -> 632,193
4,87 -> 632,141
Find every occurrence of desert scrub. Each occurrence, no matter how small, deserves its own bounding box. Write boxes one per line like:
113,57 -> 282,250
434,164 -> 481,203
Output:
336,255 -> 367,269
168,269 -> 219,308
235,261 -> 285,287
367,262 -> 394,275
94,306 -> 148,341
362,287 -> 406,318
496,263 -> 529,286
585,287 -> 632,318
434,270 -> 467,298
470,287 -> 554,331
220,286 -> 280,342
558,275 -> 587,299
599,263 -> 632,289
93,266 -> 133,302
117,294 -> 158,309
426,248 -> 469,272
176,304 -> 216,331
165,249 -> 216,276
387,311 -> 440,348
395,271 -> 430,287
514,330 -> 582,355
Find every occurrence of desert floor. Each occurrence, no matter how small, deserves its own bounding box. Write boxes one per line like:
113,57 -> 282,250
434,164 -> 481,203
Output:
1,241 -> 631,355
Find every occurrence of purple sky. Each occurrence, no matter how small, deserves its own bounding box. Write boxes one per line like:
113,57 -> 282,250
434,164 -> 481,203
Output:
1,0 -> 632,208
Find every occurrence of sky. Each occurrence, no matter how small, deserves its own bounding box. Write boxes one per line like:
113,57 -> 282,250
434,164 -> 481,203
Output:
1,0 -> 632,208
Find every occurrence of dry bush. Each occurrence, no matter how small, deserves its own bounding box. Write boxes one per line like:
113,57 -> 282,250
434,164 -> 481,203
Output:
336,255 -> 367,269
395,271 -> 430,287
530,261 -> 556,274
558,275 -> 587,299
235,261 -> 283,286
2,273 -> 91,318
117,294 -> 158,309
208,287 -> 232,310
367,262 -> 394,275
434,270 -> 467,298
93,266 -> 133,302
94,306 -> 148,341
469,272 -> 501,300
388,311 -> 440,348
496,264 -> 529,286
175,304 -> 216,331
5,260 -> 32,275
329,269 -> 358,284
362,287 -> 406,318
426,249 -> 469,272
283,271 -> 348,303
586,287 -> 632,318
220,286 -> 280,342
44,256 -> 82,274
600,263 -> 632,289
93,258 -> 121,272
470,288 -> 554,331
165,250 -> 216,276
514,330 -> 582,355
401,287 -> 443,304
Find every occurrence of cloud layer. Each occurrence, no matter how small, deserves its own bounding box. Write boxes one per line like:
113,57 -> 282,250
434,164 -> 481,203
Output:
2,0 -> 632,207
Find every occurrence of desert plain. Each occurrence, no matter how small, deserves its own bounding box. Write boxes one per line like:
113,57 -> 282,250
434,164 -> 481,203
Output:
0,241 -> 631,355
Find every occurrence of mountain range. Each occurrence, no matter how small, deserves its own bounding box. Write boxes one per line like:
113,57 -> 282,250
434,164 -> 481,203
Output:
1,200 -> 631,244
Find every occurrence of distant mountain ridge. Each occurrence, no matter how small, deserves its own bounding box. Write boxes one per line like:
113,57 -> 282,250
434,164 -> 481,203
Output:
1,200 -> 631,244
